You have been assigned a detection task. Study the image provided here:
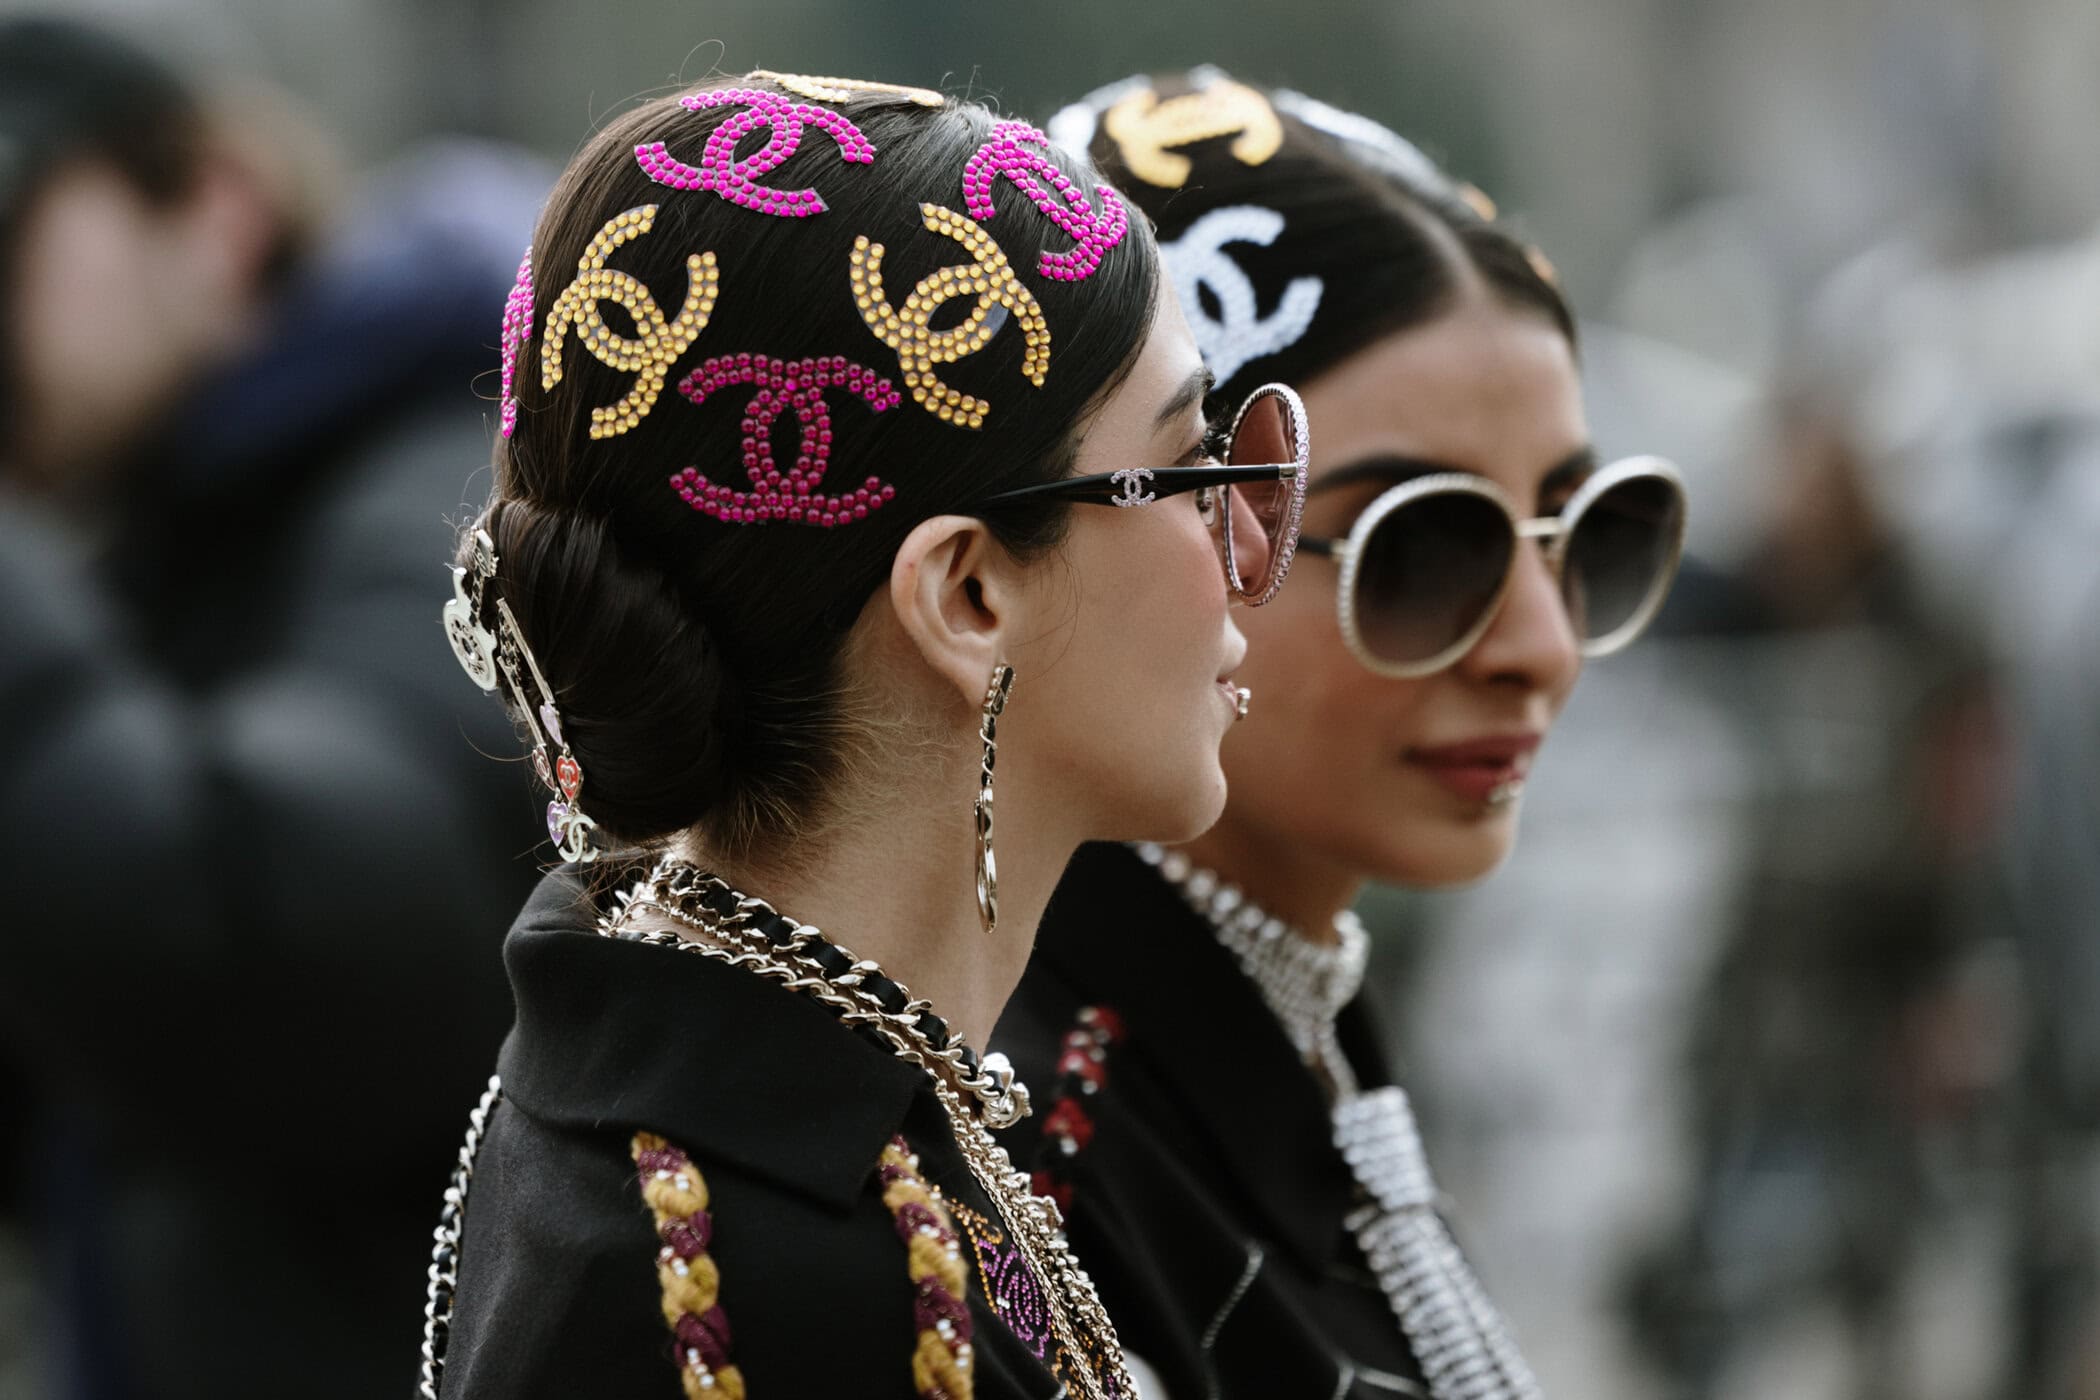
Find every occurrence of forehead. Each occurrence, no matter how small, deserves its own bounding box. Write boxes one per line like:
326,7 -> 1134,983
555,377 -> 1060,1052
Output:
1298,296 -> 1586,497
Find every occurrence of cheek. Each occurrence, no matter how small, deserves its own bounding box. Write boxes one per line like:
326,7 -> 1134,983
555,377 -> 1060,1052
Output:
1047,510 -> 1232,826
1221,592 -> 1519,885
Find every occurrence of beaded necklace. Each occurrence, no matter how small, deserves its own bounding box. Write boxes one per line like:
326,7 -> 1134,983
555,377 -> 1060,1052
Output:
610,856 -> 1135,1400
1134,841 -> 1369,1098
1134,844 -> 1543,1400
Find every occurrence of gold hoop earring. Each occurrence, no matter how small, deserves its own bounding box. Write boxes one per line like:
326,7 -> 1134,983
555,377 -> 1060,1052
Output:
975,662 -> 1016,933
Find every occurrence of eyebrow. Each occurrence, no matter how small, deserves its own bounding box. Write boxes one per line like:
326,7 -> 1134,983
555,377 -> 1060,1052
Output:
1308,446 -> 1599,508
1154,368 -> 1216,433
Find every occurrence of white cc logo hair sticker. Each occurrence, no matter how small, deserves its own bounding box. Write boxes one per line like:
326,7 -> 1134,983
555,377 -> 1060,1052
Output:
1158,205 -> 1323,386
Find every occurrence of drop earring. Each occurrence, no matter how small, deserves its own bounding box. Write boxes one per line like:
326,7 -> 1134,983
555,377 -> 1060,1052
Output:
975,662 -> 1016,933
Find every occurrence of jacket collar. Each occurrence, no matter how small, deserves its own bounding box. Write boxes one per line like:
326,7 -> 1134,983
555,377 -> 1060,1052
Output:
496,868 -> 926,1212
1031,843 -> 1361,1272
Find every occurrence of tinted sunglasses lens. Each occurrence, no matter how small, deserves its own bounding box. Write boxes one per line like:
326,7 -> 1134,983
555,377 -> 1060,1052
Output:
1223,393 -> 1298,597
1354,491 -> 1515,667
1562,474 -> 1683,647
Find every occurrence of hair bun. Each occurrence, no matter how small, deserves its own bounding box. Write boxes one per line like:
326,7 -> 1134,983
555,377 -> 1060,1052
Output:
472,499 -> 737,843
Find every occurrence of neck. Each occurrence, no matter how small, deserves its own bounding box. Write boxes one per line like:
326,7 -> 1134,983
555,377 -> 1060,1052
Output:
687,749 -> 1075,1052
1177,810 -> 1365,945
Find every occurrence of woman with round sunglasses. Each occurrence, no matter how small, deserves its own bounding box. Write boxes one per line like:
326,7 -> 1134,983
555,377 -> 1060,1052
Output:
418,72 -> 1311,1400
998,72 -> 1686,1400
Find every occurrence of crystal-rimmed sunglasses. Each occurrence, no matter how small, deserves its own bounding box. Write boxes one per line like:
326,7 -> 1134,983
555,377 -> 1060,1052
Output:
1293,455 -> 1688,677
970,383 -> 1311,606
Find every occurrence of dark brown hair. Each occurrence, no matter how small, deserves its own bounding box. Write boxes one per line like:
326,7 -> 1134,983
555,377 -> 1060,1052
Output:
1053,71 -> 1574,403
472,76 -> 1159,858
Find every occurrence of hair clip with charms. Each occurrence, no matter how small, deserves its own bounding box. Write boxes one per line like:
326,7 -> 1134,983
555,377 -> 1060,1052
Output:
492,596 -> 600,864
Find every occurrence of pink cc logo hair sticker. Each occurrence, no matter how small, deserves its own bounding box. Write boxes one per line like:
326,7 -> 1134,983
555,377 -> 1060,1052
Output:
670,353 -> 902,527
498,247 -> 533,438
960,121 -> 1128,282
636,87 -> 875,218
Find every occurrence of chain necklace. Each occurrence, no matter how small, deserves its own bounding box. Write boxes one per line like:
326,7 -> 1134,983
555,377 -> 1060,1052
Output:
610,856 -> 1136,1400
1135,843 -> 1543,1400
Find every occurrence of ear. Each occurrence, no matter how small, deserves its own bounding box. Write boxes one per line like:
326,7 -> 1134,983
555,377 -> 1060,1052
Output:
887,513 -> 1015,707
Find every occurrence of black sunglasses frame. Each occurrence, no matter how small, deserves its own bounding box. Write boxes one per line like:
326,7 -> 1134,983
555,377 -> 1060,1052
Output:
968,382 -> 1311,605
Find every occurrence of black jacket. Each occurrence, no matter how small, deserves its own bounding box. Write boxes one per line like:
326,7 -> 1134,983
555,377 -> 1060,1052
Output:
995,843 -> 1431,1399
442,869 -> 1090,1398
0,148 -> 546,1400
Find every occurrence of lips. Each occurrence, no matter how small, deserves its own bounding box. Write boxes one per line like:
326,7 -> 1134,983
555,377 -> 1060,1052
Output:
1405,733 -> 1541,804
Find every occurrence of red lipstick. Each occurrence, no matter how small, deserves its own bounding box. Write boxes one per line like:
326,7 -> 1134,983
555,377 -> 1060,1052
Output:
1405,734 -> 1541,804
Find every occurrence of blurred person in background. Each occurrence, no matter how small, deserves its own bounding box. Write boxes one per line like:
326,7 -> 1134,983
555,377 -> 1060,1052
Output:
998,71 -> 1684,1400
0,16 -> 543,1398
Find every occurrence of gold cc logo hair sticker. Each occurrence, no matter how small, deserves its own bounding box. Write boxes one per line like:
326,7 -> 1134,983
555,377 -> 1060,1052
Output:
540,206 -> 719,440
1103,78 -> 1283,189
850,203 -> 1050,429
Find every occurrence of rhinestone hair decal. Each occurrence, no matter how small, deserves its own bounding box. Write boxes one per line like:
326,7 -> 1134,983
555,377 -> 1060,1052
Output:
670,353 -> 903,526
540,206 -> 720,440
1159,205 -> 1323,385
1270,87 -> 1500,219
635,88 -> 875,217
1102,75 -> 1282,189
498,248 -> 533,438
960,120 -> 1127,283
1044,74 -> 1152,152
751,70 -> 946,108
851,202 -> 1050,428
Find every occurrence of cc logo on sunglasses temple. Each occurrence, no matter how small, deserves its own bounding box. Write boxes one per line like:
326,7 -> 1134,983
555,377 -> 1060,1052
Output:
1110,468 -> 1157,506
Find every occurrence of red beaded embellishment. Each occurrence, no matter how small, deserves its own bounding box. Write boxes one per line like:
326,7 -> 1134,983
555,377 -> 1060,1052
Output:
1028,1005 -> 1124,1214
669,353 -> 902,527
636,88 -> 875,217
960,121 -> 1128,283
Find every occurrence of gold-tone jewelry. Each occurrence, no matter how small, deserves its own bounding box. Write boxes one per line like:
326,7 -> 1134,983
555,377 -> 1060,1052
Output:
604,858 -> 1135,1400
751,70 -> 946,108
975,662 -> 1015,934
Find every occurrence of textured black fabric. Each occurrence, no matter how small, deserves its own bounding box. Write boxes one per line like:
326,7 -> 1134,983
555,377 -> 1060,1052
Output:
0,157 -> 546,1400
996,842 -> 1430,1399
442,868 -> 1073,1399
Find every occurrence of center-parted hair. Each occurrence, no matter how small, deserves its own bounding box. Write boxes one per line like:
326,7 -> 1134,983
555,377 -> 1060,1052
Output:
473,75 -> 1159,858
1047,69 -> 1572,403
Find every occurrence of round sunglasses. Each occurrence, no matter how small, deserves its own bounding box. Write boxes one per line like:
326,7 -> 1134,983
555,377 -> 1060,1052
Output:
1293,455 -> 1687,677
971,383 -> 1311,606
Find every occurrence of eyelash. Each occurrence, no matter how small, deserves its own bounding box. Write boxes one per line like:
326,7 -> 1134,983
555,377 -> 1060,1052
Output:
1192,414 -> 1231,465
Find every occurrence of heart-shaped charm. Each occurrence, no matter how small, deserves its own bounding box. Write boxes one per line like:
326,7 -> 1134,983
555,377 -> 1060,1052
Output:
555,753 -> 583,800
546,800 -> 570,845
538,701 -> 563,747
531,748 -> 554,791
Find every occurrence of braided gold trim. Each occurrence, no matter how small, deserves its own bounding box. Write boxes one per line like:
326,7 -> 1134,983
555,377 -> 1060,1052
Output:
632,1133 -> 747,1400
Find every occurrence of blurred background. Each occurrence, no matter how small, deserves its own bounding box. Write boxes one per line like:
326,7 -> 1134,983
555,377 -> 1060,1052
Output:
1,0 -> 2095,1397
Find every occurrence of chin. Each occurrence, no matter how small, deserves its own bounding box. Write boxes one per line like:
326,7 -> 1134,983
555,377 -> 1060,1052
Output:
1117,760 -> 1229,847
1362,815 -> 1519,890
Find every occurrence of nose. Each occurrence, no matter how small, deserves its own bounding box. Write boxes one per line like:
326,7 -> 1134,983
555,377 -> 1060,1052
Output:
1455,538 -> 1581,696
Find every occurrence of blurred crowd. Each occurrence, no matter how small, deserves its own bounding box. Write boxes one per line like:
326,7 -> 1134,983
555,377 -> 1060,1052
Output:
1,4 -> 2096,1399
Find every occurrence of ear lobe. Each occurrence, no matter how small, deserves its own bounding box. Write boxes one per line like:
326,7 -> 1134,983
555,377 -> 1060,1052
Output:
888,513 -> 1008,706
